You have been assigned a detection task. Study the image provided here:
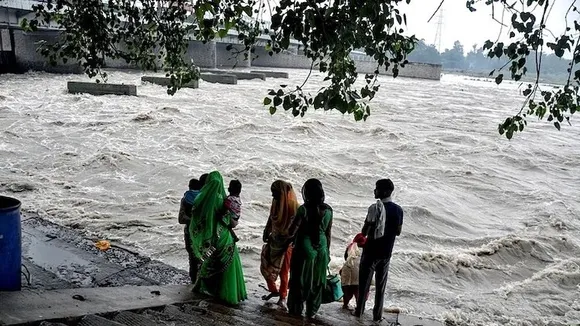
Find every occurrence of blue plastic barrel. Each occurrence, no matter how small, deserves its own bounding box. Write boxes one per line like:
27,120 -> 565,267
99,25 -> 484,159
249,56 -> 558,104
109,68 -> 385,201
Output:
0,195 -> 21,291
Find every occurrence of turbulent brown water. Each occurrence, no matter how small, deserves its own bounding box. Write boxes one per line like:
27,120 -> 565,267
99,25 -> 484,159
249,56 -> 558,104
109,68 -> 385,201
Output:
1,70 -> 579,325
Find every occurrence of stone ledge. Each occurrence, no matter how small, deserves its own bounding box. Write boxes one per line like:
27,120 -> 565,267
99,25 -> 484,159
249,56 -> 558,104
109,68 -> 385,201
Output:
250,70 -> 289,78
141,76 -> 199,89
200,73 -> 238,85
203,69 -> 266,81
67,82 -> 137,96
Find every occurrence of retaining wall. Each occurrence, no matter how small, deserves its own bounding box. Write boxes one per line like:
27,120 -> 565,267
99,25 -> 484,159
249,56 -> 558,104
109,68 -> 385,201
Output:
355,60 -> 441,80
215,43 -> 250,69
186,40 -> 216,68
251,47 -> 313,69
8,30 -> 441,81
13,30 -> 82,73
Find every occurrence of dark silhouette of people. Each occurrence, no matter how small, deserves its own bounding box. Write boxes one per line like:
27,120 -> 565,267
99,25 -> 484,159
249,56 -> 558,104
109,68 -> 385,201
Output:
354,179 -> 403,322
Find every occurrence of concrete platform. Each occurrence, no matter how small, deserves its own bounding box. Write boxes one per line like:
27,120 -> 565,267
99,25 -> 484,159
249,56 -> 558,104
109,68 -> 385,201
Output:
67,82 -> 137,96
250,70 -> 289,78
200,73 -> 237,85
6,215 -> 443,326
141,76 -> 199,89
0,285 -> 193,325
0,285 -> 443,326
20,216 -> 189,290
203,69 -> 266,81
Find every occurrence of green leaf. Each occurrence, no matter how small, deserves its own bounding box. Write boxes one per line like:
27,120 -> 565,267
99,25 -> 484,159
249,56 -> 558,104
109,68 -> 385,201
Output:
283,96 -> 291,110
273,96 -> 282,106
218,29 -> 228,38
269,106 -> 277,115
263,97 -> 272,105
506,129 -> 514,140
495,74 -> 504,85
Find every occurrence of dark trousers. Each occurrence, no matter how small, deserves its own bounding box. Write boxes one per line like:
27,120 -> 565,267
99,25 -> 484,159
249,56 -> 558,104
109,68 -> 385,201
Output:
184,228 -> 199,283
355,254 -> 391,321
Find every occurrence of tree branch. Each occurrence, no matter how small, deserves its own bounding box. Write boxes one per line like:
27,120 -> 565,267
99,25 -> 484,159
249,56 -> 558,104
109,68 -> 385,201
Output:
566,34 -> 580,87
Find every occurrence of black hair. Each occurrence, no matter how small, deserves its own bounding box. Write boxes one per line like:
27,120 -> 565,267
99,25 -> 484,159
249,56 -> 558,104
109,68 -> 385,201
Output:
302,178 -> 326,246
199,173 -> 209,187
376,179 -> 394,197
189,178 -> 200,190
228,179 -> 242,195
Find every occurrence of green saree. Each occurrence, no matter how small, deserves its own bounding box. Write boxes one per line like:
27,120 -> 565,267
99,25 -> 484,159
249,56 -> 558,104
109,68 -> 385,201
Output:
189,171 -> 247,305
287,204 -> 333,317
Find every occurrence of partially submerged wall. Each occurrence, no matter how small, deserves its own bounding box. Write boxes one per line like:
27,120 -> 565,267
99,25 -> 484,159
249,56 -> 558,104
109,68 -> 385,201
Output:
352,53 -> 441,80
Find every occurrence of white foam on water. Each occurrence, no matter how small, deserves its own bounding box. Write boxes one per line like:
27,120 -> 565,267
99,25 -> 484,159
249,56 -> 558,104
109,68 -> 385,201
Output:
1,70 -> 579,325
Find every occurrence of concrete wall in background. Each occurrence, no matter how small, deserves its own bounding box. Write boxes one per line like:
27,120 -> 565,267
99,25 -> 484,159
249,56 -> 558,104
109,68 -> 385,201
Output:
355,60 -> 442,80
8,30 -> 441,81
13,30 -> 82,73
215,43 -> 250,69
186,40 -> 216,68
351,53 -> 442,80
251,47 -> 312,69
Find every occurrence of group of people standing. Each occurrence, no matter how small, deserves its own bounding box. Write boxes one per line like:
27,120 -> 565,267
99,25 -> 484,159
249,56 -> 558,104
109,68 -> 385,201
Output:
178,171 -> 403,322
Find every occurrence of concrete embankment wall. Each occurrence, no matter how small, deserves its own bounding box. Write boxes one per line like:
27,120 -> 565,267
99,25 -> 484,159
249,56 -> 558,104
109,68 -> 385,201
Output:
7,29 -> 442,81
12,30 -> 82,73
351,53 -> 442,80
252,47 -> 313,69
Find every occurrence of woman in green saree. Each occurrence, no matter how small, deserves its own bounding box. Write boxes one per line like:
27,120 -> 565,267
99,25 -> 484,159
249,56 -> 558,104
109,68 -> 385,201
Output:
189,171 -> 247,306
287,178 -> 333,318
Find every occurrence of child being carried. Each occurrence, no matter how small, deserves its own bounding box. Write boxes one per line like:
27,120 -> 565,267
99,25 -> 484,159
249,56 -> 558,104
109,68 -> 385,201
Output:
224,180 -> 242,242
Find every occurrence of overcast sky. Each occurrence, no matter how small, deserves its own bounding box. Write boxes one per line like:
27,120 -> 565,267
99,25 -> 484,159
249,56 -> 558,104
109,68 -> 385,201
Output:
403,0 -> 577,52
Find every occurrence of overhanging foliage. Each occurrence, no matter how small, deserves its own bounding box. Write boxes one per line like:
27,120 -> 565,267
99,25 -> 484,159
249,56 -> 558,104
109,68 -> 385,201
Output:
15,0 -> 580,138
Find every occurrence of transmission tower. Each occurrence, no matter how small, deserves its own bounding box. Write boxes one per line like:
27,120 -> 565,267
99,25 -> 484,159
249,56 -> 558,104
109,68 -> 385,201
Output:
433,9 -> 444,52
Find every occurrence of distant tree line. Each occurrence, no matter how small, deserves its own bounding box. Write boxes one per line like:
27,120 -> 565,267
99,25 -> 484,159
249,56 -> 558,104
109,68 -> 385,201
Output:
408,39 -> 570,83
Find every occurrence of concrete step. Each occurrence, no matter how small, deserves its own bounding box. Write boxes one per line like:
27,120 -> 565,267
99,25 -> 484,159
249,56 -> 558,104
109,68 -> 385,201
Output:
161,303 -> 255,326
184,303 -> 258,326
141,304 -> 211,326
78,315 -> 126,326
203,69 -> 266,80
0,285 -> 194,325
39,322 -> 69,326
112,311 -> 158,326
198,300 -> 296,326
200,73 -> 237,84
141,76 -> 199,89
250,70 -> 289,78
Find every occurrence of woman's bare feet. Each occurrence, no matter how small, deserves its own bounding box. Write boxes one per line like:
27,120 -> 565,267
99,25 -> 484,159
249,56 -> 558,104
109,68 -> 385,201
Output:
276,298 -> 288,311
